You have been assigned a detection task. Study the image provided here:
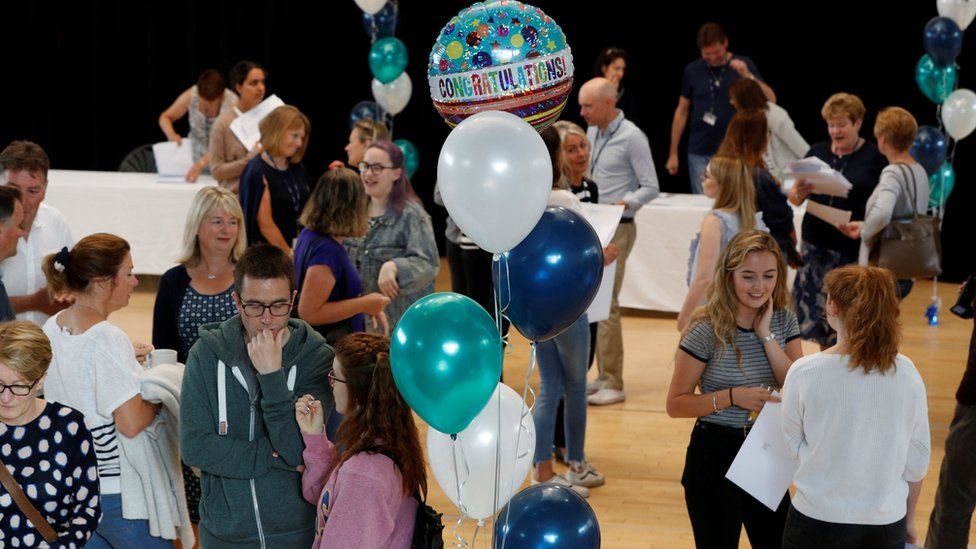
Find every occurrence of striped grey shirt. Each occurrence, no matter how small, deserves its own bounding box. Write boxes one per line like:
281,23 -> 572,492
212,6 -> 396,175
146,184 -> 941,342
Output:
679,309 -> 800,427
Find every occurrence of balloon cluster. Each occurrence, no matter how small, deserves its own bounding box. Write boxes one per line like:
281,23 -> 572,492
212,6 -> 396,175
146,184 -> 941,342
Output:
913,1 -> 975,209
387,3 -> 601,545
348,0 -> 420,178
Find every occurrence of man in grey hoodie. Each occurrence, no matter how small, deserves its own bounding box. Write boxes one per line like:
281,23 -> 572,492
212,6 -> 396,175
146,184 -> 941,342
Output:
180,243 -> 333,548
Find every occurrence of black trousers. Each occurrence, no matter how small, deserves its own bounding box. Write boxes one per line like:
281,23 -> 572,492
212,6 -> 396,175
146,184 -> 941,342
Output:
783,505 -> 906,548
682,420 -> 789,549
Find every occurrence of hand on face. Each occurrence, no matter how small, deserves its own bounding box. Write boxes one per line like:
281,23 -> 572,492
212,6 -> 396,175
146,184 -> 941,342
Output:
247,327 -> 290,375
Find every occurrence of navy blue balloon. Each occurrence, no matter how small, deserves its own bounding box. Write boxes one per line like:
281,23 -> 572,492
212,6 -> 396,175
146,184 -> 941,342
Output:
911,126 -> 949,176
493,484 -> 600,549
924,17 -> 964,66
349,100 -> 386,129
363,1 -> 398,39
493,207 -> 604,342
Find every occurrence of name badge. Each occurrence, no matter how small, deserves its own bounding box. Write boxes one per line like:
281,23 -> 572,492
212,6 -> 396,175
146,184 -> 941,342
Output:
703,112 -> 717,126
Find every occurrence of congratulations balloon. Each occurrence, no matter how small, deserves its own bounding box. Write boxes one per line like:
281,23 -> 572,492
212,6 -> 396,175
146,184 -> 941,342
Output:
916,54 -> 958,104
911,126 -> 949,176
494,484 -> 601,549
394,139 -> 420,178
494,207 -> 604,342
924,16 -> 964,66
437,110 -> 552,253
942,88 -> 976,140
929,161 -> 956,208
391,292 -> 502,435
427,0 -> 575,131
427,383 -> 535,520
369,37 -> 408,84
372,72 -> 413,115
938,0 -> 976,30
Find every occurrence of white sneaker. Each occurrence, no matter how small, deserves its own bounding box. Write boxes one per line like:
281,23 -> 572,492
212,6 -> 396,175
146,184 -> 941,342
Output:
588,388 -> 625,405
531,473 -> 590,498
586,379 -> 603,395
567,461 -> 605,488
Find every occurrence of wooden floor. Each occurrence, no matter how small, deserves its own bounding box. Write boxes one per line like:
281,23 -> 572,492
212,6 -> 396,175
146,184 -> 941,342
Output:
116,265 -> 975,548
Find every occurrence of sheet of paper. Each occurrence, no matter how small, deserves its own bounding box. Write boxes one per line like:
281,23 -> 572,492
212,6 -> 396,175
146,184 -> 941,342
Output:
152,139 -> 195,181
783,158 -> 853,197
806,200 -> 852,227
229,94 -> 286,151
579,203 -> 624,248
725,399 -> 799,511
586,261 -> 615,323
785,156 -> 830,173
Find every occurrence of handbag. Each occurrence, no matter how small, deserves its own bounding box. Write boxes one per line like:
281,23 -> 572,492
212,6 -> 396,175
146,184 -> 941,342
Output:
868,164 -> 942,279
293,234 -> 356,344
411,495 -> 445,549
0,455 -> 59,544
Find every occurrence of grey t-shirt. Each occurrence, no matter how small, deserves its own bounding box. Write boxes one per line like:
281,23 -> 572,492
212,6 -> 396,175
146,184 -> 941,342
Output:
679,308 -> 800,427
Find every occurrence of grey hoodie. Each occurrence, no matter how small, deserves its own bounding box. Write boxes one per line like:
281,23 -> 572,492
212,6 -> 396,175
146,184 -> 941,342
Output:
180,315 -> 333,548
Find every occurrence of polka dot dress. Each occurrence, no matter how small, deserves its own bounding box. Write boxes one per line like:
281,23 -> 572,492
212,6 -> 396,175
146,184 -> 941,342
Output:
0,402 -> 101,548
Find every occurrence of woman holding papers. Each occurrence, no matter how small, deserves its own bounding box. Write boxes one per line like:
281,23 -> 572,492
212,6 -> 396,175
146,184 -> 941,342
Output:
781,265 -> 929,547
208,60 -> 268,192
239,105 -> 311,255
787,93 -> 886,349
667,230 -> 803,548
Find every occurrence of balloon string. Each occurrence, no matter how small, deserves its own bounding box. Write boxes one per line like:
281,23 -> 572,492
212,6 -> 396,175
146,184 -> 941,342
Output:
450,436 -> 471,548
500,343 -> 538,549
471,519 -> 485,547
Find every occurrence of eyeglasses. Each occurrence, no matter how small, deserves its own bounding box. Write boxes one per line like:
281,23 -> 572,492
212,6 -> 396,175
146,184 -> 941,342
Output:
327,369 -> 346,386
238,299 -> 293,317
0,379 -> 39,397
358,162 -> 396,176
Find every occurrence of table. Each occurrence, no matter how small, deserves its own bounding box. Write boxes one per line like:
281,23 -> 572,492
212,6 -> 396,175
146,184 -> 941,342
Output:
618,193 -> 804,313
45,170 -> 216,275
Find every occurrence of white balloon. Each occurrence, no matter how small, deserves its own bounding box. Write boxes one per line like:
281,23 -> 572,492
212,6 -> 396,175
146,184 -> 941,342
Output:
426,383 -> 535,520
938,0 -> 976,30
354,0 -> 386,15
942,88 -> 976,140
437,111 -> 552,254
371,73 -> 412,116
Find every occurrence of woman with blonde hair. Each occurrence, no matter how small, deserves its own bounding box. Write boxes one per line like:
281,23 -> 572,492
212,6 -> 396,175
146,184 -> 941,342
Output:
678,154 -> 766,331
343,118 -> 390,168
782,265 -> 929,547
667,230 -> 803,548
239,104 -> 312,254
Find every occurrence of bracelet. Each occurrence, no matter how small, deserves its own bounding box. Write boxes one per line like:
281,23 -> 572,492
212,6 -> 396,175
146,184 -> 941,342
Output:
712,392 -> 722,414
728,387 -> 735,407
760,332 -> 775,343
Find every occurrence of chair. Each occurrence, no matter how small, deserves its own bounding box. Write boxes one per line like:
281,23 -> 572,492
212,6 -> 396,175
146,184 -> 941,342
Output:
118,144 -> 157,173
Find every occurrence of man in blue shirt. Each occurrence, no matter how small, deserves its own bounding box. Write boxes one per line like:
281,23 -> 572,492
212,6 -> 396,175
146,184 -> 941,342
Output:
666,22 -> 776,193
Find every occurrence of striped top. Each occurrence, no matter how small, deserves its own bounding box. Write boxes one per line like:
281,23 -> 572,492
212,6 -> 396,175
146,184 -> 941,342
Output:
679,309 -> 800,427
43,314 -> 142,494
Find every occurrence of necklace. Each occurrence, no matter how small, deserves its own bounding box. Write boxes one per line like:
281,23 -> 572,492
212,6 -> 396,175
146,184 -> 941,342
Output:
200,258 -> 230,281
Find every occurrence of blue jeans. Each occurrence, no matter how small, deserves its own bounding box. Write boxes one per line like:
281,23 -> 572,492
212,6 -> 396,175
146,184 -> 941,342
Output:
86,493 -> 173,548
533,315 -> 589,464
688,153 -> 711,194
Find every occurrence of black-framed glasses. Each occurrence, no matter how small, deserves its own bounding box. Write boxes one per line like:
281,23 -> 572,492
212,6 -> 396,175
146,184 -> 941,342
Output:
357,162 -> 396,176
327,369 -> 347,385
238,299 -> 293,317
0,378 -> 39,397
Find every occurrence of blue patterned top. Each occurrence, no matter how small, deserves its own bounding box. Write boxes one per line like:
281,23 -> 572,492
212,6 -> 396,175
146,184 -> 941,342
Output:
176,285 -> 236,360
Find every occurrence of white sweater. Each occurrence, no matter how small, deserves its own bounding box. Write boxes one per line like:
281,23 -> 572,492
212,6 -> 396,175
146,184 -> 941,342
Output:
781,352 -> 930,525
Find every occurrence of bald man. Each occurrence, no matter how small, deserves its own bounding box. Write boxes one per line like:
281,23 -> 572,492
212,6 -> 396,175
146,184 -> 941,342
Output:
578,77 -> 659,405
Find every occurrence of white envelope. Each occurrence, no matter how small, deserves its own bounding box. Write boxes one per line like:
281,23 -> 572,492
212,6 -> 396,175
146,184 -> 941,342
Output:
725,398 -> 799,511
229,94 -> 286,151
806,200 -> 852,227
152,139 -> 195,182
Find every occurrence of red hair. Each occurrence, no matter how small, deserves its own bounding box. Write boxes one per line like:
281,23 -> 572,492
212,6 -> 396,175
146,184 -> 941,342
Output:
825,265 -> 902,373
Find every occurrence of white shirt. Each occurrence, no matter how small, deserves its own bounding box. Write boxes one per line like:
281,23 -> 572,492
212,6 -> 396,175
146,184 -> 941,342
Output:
781,352 -> 931,525
548,189 -> 583,213
0,203 -> 73,325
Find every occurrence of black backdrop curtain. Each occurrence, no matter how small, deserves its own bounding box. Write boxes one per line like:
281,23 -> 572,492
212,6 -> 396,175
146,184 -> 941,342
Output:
1,0 -> 972,279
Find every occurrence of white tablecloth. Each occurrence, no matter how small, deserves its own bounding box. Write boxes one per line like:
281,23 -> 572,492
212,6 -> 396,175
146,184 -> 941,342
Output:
618,193 -> 804,313
45,170 -> 216,275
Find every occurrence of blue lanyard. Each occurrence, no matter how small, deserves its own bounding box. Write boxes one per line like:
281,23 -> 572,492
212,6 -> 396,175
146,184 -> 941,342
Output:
590,122 -> 621,173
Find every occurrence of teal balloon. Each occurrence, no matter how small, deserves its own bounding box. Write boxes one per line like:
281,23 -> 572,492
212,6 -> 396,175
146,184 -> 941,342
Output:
916,54 -> 958,103
394,139 -> 419,178
369,37 -> 408,84
929,161 -> 956,208
390,292 -> 502,435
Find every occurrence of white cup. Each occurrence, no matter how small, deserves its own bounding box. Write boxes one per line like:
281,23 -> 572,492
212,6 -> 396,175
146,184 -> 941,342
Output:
147,349 -> 178,368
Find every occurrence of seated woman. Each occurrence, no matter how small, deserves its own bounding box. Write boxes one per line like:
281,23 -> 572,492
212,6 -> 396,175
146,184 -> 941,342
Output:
41,234 -> 168,548
667,230 -> 803,548
296,333 -> 425,548
208,60 -> 268,192
0,321 -> 101,547
239,105 -> 311,255
677,154 -> 766,331
344,141 -> 438,330
781,265 -> 929,547
295,167 -> 391,342
157,68 -> 238,182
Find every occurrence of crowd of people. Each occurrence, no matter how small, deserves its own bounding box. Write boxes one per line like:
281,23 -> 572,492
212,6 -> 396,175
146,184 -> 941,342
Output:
0,19 -> 972,549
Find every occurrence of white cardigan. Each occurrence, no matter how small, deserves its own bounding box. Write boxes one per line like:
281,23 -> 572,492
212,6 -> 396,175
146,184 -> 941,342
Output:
763,102 -> 810,183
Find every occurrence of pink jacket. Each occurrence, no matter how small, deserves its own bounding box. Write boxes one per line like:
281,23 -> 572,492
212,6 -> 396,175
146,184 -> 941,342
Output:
301,433 -> 418,548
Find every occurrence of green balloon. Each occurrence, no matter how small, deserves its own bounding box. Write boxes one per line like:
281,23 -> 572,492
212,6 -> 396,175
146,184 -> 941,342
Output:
929,161 -> 956,208
390,292 -> 502,435
394,138 -> 419,179
916,54 -> 958,104
369,37 -> 408,84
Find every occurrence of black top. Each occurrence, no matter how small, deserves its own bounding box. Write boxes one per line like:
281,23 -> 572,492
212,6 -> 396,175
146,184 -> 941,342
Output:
800,140 -> 888,257
681,55 -> 761,155
755,168 -> 795,251
958,315 -> 976,405
239,155 -> 310,248
152,265 -> 235,363
570,176 -> 600,204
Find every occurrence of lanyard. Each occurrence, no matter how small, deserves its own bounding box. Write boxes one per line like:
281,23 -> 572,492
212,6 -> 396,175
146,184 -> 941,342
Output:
590,122 -> 621,173
264,152 -> 303,214
707,63 -> 729,114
